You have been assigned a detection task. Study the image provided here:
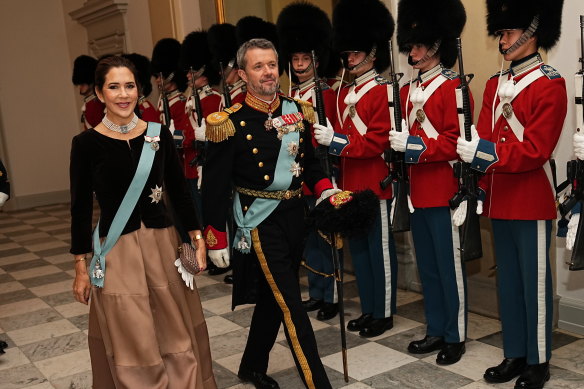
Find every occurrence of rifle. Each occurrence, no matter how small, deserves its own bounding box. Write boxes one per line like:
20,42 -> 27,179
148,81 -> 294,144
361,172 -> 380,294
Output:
159,72 -> 172,127
380,39 -> 410,232
312,50 -> 349,383
449,38 -> 483,261
189,67 -> 206,168
220,61 -> 232,108
559,15 -> 584,271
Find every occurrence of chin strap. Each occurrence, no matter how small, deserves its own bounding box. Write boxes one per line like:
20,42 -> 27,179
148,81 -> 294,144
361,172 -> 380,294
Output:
344,45 -> 377,72
408,40 -> 441,67
499,15 -> 540,55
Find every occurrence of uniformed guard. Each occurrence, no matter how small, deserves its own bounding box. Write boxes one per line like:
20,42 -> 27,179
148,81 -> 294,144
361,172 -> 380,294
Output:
122,53 -> 160,123
202,38 -> 336,389
276,1 -> 341,321
72,55 -> 105,130
456,1 -> 566,388
314,0 -> 398,338
150,37 -> 190,147
391,0 -> 470,365
0,158 -> 10,209
208,23 -> 247,109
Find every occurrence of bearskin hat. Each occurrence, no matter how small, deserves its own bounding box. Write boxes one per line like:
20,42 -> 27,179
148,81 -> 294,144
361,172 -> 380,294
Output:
397,0 -> 466,68
310,190 -> 379,238
208,23 -> 238,70
236,16 -> 284,74
486,0 -> 564,51
122,53 -> 152,97
180,30 -> 221,86
332,0 -> 394,72
151,38 -> 188,92
72,55 -> 97,85
276,1 -> 332,77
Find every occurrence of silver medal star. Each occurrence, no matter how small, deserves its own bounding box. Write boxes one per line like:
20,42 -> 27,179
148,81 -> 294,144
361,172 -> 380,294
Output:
149,185 -> 163,203
290,162 -> 302,178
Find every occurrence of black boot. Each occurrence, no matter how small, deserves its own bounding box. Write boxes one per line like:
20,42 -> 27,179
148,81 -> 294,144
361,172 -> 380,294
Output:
347,313 -> 373,332
514,362 -> 550,389
208,264 -> 231,276
407,335 -> 445,354
301,297 -> 323,312
317,303 -> 338,321
224,274 -> 233,284
238,367 -> 280,389
484,357 -> 527,383
436,341 -> 465,365
359,316 -> 393,338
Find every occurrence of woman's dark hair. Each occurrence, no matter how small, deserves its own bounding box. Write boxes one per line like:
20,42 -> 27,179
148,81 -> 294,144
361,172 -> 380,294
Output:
94,55 -> 141,94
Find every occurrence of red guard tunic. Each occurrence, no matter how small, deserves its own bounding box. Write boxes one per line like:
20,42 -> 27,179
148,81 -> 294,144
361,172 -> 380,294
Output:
158,90 -> 192,173
82,94 -> 105,130
328,69 -> 392,199
138,97 -> 160,123
184,85 -> 222,179
400,65 -> 473,208
473,55 -> 567,220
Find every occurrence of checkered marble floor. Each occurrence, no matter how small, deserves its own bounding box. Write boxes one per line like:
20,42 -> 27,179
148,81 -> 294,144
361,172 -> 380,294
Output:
1,204 -> 584,388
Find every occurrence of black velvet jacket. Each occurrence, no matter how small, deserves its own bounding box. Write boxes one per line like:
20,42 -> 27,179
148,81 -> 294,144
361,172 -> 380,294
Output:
69,124 -> 199,255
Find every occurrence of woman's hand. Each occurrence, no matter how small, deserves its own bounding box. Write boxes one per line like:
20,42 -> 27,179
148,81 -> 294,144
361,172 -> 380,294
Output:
189,230 -> 207,273
73,257 -> 91,304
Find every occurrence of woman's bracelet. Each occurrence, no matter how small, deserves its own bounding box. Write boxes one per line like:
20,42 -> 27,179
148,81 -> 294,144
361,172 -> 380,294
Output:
75,256 -> 87,263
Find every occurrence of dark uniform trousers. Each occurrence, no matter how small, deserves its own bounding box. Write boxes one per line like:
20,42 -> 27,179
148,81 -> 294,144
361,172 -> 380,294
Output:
239,204 -> 332,389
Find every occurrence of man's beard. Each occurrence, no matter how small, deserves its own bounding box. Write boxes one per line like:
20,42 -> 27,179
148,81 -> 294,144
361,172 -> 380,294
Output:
249,77 -> 279,96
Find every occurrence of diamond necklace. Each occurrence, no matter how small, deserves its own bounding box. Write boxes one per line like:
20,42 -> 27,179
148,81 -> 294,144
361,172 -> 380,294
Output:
102,113 -> 138,134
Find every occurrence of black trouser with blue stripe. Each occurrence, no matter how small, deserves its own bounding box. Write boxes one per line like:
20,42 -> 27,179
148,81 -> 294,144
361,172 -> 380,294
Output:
349,199 -> 398,319
491,219 -> 553,365
411,207 -> 467,343
240,205 -> 331,389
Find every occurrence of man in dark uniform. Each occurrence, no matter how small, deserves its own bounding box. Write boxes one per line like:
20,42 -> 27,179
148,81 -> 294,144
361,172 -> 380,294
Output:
202,38 -> 335,389
392,0 -> 471,365
276,1 -> 341,321
72,55 -> 105,130
0,158 -> 10,209
456,1 -> 566,388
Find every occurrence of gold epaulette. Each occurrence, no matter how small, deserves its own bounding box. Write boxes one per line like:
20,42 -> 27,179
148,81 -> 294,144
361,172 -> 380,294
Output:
295,99 -> 316,124
205,103 -> 241,142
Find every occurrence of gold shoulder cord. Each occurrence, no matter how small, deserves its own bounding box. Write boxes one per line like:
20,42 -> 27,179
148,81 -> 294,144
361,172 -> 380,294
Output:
206,111 -> 236,142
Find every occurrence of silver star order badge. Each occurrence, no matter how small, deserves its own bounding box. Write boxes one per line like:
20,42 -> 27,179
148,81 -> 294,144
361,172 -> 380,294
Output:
290,162 -> 302,178
287,141 -> 299,156
149,185 -> 163,203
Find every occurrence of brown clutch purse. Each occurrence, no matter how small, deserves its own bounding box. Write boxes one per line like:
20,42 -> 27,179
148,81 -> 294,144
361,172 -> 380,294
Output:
178,242 -> 201,275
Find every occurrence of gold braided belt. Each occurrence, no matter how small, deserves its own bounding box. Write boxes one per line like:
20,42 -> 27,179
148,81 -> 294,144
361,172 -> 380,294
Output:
236,186 -> 303,200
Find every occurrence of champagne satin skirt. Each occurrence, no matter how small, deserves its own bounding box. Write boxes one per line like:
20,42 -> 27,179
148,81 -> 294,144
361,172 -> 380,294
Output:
87,225 -> 217,389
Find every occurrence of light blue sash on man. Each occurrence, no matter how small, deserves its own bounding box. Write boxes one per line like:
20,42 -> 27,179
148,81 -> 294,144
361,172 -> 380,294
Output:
233,100 -> 300,253
89,122 -> 162,287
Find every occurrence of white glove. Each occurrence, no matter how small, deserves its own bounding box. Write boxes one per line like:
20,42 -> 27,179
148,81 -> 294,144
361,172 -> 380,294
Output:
452,199 -> 484,227
195,119 -> 206,142
456,125 -> 480,163
174,258 -> 195,290
389,129 -> 409,152
574,132 -> 584,160
316,188 -> 342,206
197,166 -> 203,190
314,122 -> 335,146
0,192 -> 8,208
208,248 -> 230,268
567,213 -> 580,250
168,119 -> 176,133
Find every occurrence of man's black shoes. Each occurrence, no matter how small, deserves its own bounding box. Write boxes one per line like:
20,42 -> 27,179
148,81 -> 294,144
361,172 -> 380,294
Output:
317,303 -> 338,321
359,316 -> 393,338
514,362 -> 550,389
238,367 -> 280,389
484,357 -> 527,383
208,265 -> 231,276
224,274 -> 233,284
407,336 -> 445,354
302,297 -> 323,312
436,342 -> 465,365
347,313 -> 373,332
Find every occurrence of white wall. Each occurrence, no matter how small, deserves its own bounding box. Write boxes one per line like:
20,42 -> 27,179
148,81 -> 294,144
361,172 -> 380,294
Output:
548,1 -> 584,334
0,0 -> 81,209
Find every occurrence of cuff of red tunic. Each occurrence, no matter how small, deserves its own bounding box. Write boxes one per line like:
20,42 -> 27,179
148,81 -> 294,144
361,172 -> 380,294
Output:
313,178 -> 333,198
203,225 -> 227,250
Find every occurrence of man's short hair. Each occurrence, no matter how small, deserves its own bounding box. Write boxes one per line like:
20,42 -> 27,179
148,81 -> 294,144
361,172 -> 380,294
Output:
236,38 -> 278,70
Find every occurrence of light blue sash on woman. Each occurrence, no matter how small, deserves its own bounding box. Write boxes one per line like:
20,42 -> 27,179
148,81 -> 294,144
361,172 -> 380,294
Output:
90,122 -> 162,287
232,100 -> 301,253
